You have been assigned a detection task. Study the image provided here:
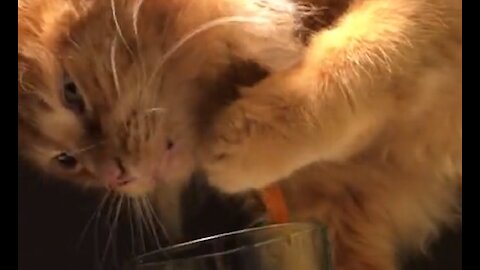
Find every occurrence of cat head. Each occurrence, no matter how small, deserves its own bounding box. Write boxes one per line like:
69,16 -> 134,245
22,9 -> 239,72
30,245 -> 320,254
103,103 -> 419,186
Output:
18,0 -> 210,197
18,0 -> 304,197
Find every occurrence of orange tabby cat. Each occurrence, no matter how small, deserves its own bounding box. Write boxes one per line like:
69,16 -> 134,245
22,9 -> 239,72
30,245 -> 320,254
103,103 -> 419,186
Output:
18,0 -> 301,240
18,0 -> 461,269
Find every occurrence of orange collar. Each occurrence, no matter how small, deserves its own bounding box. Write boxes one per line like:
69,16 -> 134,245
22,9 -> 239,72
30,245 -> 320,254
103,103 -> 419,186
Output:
260,184 -> 290,223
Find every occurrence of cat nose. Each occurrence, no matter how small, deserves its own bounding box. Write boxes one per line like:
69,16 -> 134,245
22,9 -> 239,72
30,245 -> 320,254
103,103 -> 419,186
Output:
99,158 -> 134,189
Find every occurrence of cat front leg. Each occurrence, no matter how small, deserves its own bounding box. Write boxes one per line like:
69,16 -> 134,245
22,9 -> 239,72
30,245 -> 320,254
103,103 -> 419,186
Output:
201,69 -> 323,192
201,0 -> 452,193
201,66 -> 387,192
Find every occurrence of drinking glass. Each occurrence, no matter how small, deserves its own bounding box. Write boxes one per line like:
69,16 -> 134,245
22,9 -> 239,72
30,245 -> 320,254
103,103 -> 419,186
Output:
129,222 -> 332,270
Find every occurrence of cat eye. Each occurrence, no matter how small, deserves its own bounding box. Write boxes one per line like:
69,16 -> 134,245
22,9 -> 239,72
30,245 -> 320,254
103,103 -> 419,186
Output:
54,152 -> 79,170
63,76 -> 85,114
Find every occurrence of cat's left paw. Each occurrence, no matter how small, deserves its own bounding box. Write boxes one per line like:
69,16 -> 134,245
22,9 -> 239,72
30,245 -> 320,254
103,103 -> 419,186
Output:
202,101 -> 264,193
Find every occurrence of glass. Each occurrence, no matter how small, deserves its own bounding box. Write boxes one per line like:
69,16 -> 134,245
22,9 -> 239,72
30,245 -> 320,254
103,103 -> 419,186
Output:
129,222 -> 332,270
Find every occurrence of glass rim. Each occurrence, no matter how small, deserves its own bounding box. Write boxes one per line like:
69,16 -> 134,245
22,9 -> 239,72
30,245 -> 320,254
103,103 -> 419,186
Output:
133,222 -> 328,267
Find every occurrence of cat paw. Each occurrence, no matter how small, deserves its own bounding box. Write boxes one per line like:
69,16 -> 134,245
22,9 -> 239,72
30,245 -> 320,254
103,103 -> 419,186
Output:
202,102 -> 261,192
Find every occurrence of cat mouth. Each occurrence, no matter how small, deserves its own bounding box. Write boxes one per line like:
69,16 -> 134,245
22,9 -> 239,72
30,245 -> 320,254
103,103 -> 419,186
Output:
112,177 -> 156,197
107,175 -> 140,189
109,145 -> 177,196
102,138 -> 186,196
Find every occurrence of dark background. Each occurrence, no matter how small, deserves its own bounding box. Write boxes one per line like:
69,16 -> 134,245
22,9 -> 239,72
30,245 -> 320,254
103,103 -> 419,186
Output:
18,163 -> 461,270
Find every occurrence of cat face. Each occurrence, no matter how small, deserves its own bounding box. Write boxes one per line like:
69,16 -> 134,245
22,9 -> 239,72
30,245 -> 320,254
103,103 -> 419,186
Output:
18,0 -> 305,197
18,0 -> 214,196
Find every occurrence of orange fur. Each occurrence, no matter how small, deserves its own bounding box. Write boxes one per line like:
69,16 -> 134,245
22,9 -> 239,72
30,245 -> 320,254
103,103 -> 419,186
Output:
17,0 -> 306,240
18,0 -> 461,268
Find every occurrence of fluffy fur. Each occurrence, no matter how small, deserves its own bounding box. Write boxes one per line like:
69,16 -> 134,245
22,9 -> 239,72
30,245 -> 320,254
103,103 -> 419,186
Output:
18,0 -> 461,269
201,1 -> 462,269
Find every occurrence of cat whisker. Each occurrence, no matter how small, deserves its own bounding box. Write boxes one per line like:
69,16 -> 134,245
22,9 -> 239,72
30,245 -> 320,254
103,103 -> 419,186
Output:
131,0 -> 146,56
127,198 -> 137,256
146,198 -> 172,245
95,194 -> 117,266
146,16 -> 272,89
112,0 -> 148,106
110,0 -> 134,56
94,193 -> 113,268
131,0 -> 149,92
102,195 -> 124,262
132,0 -> 144,46
132,0 -> 143,45
110,36 -> 122,98
70,141 -> 104,155
142,197 -> 161,249
105,194 -> 118,228
76,192 -> 111,250
134,199 -> 147,253
136,198 -> 153,247
136,13 -> 171,104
